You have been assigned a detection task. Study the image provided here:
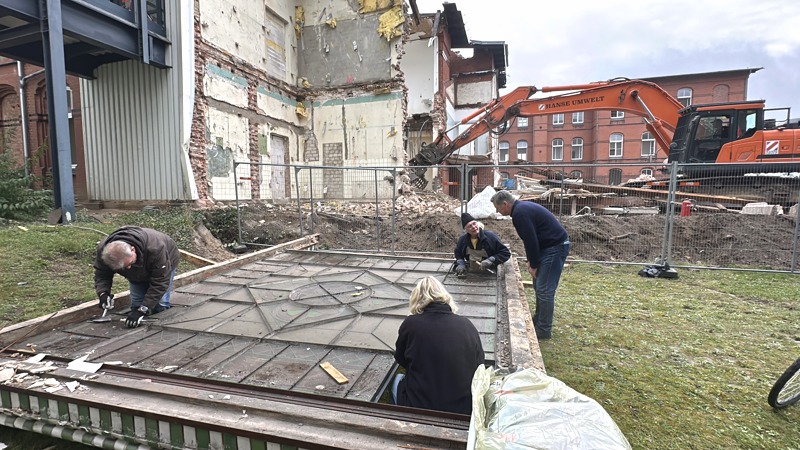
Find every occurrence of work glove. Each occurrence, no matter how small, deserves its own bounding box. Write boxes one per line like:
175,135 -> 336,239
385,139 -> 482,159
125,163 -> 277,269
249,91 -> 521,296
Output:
455,262 -> 467,276
125,309 -> 146,328
480,257 -> 495,270
98,292 -> 113,310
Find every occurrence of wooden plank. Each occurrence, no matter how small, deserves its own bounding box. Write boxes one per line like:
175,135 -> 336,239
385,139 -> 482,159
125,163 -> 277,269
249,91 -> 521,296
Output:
179,249 -> 216,267
320,361 -> 349,384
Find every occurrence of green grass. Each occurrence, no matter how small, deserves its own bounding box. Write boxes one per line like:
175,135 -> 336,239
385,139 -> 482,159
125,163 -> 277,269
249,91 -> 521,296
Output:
0,208 -> 201,324
538,264 -> 800,449
2,210 -> 799,448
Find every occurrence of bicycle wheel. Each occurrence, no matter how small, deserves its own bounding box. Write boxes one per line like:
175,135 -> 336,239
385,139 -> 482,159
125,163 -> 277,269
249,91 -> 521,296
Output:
768,358 -> 800,408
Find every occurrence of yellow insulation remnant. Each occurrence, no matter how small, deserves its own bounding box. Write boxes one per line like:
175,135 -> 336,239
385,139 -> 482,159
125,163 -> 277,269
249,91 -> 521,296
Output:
294,6 -> 304,40
296,101 -> 308,119
377,6 -> 403,41
326,18 -> 337,28
358,0 -> 401,14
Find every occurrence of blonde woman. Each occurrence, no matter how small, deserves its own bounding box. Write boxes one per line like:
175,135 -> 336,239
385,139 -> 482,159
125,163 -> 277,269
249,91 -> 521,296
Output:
392,276 -> 484,415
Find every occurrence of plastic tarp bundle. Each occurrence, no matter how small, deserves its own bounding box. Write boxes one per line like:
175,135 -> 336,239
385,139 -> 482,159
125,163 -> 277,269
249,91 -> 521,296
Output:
468,366 -> 631,450
454,186 -> 517,220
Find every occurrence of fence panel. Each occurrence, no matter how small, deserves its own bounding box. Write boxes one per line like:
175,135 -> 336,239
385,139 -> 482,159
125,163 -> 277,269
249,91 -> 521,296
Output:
231,161 -> 800,273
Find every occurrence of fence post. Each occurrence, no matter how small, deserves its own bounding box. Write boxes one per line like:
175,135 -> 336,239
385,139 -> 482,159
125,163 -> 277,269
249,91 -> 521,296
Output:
374,168 -> 380,252
791,189 -> 800,273
460,164 -> 467,211
309,167 -> 315,234
234,161 -> 243,246
658,161 -> 679,266
294,165 -> 303,237
391,168 -> 397,255
558,164 -> 566,217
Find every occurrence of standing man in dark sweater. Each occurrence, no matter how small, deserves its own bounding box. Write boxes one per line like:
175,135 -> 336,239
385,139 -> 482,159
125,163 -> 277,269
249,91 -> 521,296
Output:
94,226 -> 180,328
392,276 -> 484,415
491,191 -> 570,340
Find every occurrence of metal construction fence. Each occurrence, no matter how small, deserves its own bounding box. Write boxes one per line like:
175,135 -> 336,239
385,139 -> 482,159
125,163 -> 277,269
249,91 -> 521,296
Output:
229,161 -> 800,273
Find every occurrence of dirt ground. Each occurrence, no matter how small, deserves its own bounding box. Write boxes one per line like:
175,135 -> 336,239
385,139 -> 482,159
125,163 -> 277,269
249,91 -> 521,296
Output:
227,194 -> 798,270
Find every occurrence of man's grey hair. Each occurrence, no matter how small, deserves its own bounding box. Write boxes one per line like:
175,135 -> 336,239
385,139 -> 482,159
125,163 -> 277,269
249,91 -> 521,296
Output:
491,190 -> 515,205
101,241 -> 134,271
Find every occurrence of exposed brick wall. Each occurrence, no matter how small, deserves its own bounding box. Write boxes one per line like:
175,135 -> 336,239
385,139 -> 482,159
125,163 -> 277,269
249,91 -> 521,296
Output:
322,143 -> 343,198
247,81 -> 261,200
303,129 -> 319,161
189,0 -> 210,201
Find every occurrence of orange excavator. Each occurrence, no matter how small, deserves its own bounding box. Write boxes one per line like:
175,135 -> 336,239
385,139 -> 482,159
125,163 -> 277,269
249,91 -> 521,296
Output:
409,78 -> 800,201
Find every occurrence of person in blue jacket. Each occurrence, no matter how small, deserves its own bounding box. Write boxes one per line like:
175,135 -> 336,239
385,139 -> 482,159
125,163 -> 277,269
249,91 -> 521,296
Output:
453,212 -> 511,277
491,190 -> 570,340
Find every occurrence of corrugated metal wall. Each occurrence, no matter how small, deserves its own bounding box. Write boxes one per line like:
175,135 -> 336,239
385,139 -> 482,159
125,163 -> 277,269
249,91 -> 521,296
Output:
80,1 -> 191,202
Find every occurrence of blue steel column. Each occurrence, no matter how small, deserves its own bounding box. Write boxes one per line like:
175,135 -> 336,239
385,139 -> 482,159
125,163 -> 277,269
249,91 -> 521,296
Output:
40,0 -> 75,223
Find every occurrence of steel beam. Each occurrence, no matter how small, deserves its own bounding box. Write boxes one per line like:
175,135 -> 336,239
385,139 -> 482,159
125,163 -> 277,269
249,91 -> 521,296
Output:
40,0 -> 75,223
0,0 -> 38,21
0,23 -> 41,48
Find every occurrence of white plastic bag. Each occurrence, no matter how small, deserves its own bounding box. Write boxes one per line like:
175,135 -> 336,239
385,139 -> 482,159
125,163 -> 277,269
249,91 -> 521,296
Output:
468,366 -> 631,450
454,186 -> 506,219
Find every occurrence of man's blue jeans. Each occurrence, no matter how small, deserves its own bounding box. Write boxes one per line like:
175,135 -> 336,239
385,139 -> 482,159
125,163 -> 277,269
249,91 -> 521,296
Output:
129,269 -> 175,313
533,241 -> 570,338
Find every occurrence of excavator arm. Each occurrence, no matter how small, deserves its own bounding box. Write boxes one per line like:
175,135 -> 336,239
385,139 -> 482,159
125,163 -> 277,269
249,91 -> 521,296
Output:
409,79 -> 685,186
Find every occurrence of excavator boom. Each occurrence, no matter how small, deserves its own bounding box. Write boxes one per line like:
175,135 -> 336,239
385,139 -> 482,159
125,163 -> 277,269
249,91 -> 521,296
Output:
412,79 -> 684,173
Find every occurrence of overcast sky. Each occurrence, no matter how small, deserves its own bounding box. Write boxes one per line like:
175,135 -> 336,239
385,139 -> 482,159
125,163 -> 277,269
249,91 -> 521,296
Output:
413,0 -> 800,117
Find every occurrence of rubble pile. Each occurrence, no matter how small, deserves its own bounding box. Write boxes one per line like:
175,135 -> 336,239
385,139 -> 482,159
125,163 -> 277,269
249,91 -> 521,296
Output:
313,192 -> 461,218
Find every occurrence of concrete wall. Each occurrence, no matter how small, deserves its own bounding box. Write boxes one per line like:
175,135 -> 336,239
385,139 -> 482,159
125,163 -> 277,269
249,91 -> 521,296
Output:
401,38 -> 435,116
298,12 -> 392,87
198,0 -> 297,85
194,0 -> 405,202
456,80 -> 493,107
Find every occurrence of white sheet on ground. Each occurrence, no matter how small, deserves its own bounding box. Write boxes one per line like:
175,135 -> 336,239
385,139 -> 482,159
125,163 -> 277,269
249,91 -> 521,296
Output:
468,366 -> 631,450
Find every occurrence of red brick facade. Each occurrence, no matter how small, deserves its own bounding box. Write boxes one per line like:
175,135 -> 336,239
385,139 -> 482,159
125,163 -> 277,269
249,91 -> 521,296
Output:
0,58 -> 87,199
498,70 -> 755,186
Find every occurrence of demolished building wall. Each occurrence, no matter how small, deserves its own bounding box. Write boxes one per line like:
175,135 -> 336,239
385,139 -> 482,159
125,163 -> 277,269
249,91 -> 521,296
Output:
199,0 -> 407,202
79,0 -> 500,203
195,0 -> 306,202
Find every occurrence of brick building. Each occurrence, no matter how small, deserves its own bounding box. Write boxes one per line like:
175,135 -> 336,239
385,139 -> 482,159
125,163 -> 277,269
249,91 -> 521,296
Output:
0,58 -> 87,199
497,68 -> 758,186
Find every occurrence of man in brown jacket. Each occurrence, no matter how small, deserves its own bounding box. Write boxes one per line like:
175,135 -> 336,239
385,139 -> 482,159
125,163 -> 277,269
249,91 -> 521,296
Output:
94,226 -> 180,328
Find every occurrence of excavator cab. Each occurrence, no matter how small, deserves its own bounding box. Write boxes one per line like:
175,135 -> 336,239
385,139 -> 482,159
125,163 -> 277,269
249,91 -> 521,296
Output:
669,103 -> 764,172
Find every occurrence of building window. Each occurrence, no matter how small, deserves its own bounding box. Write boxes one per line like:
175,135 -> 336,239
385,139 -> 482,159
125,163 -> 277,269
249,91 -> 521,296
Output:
66,87 -> 74,119
517,141 -> 528,160
641,168 -> 654,177
677,87 -> 692,107
552,138 -> 564,160
572,111 -> 584,124
553,113 -> 564,126
641,131 -> 655,157
499,141 -> 509,162
611,111 -> 624,120
569,170 -> 583,179
609,133 -> 623,158
609,168 -> 622,185
517,117 -> 528,129
571,137 -> 583,160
